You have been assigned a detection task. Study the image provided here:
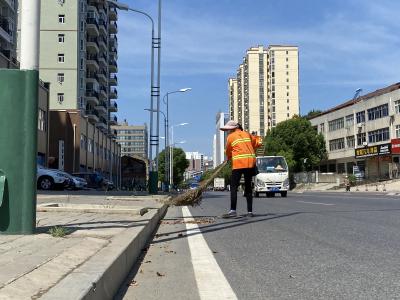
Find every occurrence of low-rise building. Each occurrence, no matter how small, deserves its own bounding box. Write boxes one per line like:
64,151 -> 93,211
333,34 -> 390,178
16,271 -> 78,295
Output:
48,110 -> 121,184
309,83 -> 400,180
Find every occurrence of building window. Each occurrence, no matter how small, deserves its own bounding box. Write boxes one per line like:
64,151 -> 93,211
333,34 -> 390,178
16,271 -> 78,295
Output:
58,54 -> 65,63
286,92 -> 289,96
38,109 -> 46,131
356,111 -> 365,123
329,138 -> 345,151
345,114 -> 354,127
319,123 -> 325,133
357,133 -> 366,146
328,117 -> 344,132
286,86 -> 289,90
346,135 -> 355,148
58,34 -> 65,43
57,93 -> 64,103
367,104 -> 389,121
396,125 -> 400,138
286,57 -> 289,62
395,100 -> 400,114
57,73 -> 64,83
80,134 -> 86,149
368,127 -> 390,144
58,14 -> 65,23
88,139 -> 93,153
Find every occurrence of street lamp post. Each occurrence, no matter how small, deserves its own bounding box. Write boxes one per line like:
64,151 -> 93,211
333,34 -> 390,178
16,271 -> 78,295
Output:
107,0 -> 161,194
170,123 -> 188,189
162,88 -> 191,187
145,108 -> 168,190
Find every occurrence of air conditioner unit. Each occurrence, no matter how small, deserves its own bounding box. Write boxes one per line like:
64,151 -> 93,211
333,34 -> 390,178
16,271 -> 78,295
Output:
58,0 -> 65,5
357,123 -> 364,128
362,141 -> 368,146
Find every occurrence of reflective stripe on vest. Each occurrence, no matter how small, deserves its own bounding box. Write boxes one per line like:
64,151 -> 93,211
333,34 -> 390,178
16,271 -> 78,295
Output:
231,138 -> 251,147
232,153 -> 256,160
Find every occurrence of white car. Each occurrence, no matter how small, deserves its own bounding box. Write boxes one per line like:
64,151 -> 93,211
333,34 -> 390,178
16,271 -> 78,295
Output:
37,166 -> 70,190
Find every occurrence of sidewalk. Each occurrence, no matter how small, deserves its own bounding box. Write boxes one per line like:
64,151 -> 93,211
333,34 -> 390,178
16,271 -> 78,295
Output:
0,193 -> 170,300
293,179 -> 400,194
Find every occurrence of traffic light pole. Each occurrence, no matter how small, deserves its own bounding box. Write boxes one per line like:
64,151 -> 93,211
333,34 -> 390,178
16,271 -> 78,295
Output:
0,0 -> 41,234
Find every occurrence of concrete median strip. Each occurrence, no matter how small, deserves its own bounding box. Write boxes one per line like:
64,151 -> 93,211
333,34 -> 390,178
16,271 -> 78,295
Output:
37,203 -> 149,216
40,204 -> 168,300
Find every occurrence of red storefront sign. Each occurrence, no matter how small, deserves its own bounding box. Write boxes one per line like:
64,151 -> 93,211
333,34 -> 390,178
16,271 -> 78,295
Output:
391,139 -> 400,154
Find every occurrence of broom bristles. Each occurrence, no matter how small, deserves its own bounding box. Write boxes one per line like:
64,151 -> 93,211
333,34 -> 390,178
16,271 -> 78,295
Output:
169,161 -> 228,206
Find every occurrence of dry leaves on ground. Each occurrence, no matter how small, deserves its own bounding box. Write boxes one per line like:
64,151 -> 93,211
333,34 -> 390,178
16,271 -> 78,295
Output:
156,272 -> 165,277
161,217 -> 216,225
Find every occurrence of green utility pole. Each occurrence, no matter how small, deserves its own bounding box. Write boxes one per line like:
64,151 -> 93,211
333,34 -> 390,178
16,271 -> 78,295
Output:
0,0 -> 41,234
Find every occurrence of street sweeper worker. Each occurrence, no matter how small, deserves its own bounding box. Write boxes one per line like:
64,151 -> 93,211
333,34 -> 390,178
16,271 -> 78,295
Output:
220,120 -> 261,218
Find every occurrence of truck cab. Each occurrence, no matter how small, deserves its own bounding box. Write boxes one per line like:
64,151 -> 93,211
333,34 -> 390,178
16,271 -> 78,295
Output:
253,156 -> 289,197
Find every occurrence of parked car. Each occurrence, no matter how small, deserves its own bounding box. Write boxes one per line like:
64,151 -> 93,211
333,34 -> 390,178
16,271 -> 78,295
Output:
37,166 -> 70,190
68,176 -> 88,190
72,172 -> 113,190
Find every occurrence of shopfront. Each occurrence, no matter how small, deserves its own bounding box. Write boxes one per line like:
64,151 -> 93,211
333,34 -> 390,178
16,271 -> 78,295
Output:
355,143 -> 392,180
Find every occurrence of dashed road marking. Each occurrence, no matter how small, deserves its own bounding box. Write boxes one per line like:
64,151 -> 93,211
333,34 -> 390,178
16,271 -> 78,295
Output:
297,200 -> 335,206
182,206 -> 238,300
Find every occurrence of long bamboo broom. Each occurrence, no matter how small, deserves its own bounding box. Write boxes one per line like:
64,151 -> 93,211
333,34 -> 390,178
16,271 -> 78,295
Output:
169,161 -> 228,206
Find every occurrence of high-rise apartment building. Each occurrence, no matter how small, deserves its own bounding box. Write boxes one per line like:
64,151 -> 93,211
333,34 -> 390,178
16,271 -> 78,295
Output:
33,0 -> 118,127
16,0 -> 121,178
0,0 -> 18,68
229,45 -> 299,136
112,122 -> 148,159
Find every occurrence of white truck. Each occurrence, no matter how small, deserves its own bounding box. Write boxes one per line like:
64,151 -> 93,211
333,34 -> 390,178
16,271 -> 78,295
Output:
253,156 -> 290,197
213,177 -> 225,191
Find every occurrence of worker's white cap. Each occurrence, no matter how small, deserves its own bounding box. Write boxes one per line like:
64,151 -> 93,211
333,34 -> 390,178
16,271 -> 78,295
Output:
220,120 -> 239,131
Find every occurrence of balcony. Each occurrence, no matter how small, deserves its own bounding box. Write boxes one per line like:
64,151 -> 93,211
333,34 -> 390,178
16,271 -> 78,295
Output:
97,70 -> 107,83
85,90 -> 100,106
109,59 -> 118,73
0,17 -> 11,41
109,21 -> 118,34
95,101 -> 107,115
109,100 -> 118,112
109,34 -> 118,48
109,74 -> 118,86
98,53 -> 107,67
86,18 -> 99,36
109,87 -> 118,99
86,54 -> 99,71
86,37 -> 99,53
98,19 -> 107,36
98,36 -> 107,52
3,0 -> 15,11
86,71 -> 99,84
109,114 -> 118,125
99,86 -> 107,99
86,109 -> 99,124
96,117 -> 108,131
109,7 -> 118,21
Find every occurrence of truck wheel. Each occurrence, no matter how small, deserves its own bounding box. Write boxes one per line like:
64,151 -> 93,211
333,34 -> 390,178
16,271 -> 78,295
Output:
38,176 -> 54,190
281,191 -> 287,197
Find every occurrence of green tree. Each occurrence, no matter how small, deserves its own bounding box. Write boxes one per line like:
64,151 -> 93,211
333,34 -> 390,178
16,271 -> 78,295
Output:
304,109 -> 323,119
263,116 -> 327,172
157,147 -> 189,186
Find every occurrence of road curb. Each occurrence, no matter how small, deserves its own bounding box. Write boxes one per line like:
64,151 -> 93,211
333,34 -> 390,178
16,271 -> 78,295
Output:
41,204 -> 168,300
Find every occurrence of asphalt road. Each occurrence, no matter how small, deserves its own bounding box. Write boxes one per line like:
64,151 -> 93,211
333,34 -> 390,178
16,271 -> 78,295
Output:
117,191 -> 400,299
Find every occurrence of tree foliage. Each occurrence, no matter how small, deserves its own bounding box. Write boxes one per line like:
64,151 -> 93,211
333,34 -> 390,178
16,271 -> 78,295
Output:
304,109 -> 323,119
200,161 -> 232,185
157,147 -> 189,185
263,116 -> 327,172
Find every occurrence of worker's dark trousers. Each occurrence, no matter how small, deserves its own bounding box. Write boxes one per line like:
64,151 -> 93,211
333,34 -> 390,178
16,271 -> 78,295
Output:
230,168 -> 253,212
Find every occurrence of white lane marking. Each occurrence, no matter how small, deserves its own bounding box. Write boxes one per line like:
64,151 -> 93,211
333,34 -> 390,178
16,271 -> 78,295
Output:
182,206 -> 238,300
297,200 -> 335,206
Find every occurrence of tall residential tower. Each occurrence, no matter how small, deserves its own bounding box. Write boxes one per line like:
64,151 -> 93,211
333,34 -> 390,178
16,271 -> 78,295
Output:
229,45 -> 299,136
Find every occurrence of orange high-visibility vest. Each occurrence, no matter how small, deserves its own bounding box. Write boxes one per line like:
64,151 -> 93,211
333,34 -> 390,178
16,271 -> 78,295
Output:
226,129 -> 261,170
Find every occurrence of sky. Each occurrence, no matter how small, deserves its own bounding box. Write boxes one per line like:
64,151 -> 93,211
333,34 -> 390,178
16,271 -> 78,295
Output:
116,0 -> 400,157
